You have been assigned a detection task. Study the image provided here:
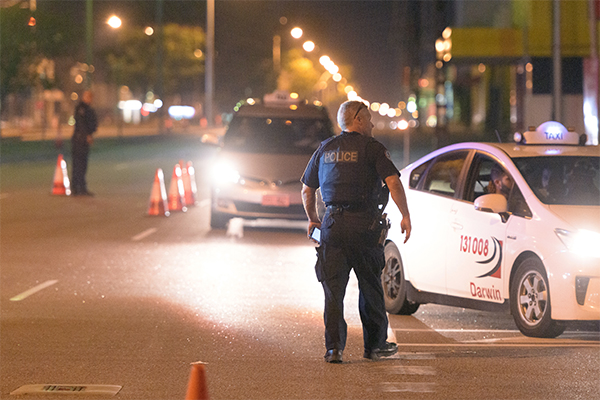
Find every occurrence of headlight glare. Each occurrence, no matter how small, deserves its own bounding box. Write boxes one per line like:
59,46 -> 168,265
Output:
555,228 -> 600,258
211,161 -> 240,184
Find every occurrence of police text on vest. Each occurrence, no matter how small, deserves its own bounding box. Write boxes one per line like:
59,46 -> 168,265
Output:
323,150 -> 358,163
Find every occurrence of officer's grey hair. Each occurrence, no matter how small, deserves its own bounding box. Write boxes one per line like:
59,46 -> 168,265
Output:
337,100 -> 365,131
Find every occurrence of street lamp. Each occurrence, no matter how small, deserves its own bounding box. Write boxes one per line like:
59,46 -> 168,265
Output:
107,15 -> 122,29
290,27 -> 303,39
303,41 -> 315,52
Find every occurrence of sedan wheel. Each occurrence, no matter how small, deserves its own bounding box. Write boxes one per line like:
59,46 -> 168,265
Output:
382,242 -> 419,315
510,257 -> 565,338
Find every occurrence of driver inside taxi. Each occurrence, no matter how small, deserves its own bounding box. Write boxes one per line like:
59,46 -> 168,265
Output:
488,164 -> 513,198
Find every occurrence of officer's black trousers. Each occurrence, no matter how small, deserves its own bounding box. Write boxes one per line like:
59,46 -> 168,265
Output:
71,141 -> 89,194
316,208 -> 388,353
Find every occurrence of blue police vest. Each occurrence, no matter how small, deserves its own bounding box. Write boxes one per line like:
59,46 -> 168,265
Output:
318,132 -> 381,208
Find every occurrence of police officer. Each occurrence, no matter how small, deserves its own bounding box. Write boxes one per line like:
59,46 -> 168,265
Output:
71,90 -> 98,196
301,100 -> 411,363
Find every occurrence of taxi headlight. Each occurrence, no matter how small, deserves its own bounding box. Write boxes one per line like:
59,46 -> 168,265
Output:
211,161 -> 240,185
555,228 -> 600,258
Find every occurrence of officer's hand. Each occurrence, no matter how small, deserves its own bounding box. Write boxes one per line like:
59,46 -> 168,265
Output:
401,215 -> 411,243
307,221 -> 321,243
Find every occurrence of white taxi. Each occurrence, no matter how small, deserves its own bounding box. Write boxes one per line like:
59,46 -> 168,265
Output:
383,121 -> 600,337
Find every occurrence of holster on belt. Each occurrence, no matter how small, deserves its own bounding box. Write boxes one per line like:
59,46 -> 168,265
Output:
370,212 -> 391,246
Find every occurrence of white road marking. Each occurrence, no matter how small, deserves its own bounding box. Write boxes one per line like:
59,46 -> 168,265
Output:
10,280 -> 58,301
395,352 -> 436,360
387,322 -> 397,343
394,342 -> 598,347
384,365 -> 436,375
379,382 -> 436,393
394,328 -> 520,333
131,228 -> 158,241
464,335 -> 600,344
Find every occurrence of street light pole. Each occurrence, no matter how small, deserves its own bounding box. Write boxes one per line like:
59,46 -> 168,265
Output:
273,35 -> 281,73
205,0 -> 215,127
403,128 -> 410,167
85,0 -> 93,88
155,0 -> 165,133
588,0 -> 599,144
552,0 -> 562,122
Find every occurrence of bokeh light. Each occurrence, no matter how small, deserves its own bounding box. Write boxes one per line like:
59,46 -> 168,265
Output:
291,27 -> 303,39
107,15 -> 122,29
303,41 -> 315,52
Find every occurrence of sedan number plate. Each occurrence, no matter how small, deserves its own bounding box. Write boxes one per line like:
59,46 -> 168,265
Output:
262,194 -> 290,207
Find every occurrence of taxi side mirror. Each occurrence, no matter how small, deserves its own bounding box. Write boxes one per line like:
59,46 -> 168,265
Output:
474,193 -> 508,214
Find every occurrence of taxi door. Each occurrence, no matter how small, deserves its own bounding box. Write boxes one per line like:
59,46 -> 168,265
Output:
445,153 -> 508,304
403,151 -> 470,295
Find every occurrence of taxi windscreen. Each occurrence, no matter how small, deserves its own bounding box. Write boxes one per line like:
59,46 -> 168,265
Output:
514,156 -> 600,206
223,116 -> 333,154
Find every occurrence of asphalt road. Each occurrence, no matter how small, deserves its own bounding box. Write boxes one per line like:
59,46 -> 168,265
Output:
1,134 -> 598,399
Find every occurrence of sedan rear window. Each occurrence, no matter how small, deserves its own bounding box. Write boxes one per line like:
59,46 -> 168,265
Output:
513,156 -> 600,206
224,116 -> 333,154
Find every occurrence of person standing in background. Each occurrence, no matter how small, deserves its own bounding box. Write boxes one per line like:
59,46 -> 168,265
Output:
71,90 -> 98,196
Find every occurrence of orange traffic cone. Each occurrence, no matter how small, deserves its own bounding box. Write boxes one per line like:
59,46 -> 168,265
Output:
181,160 -> 198,207
168,163 -> 187,212
185,362 -> 209,400
51,154 -> 71,196
147,168 -> 170,217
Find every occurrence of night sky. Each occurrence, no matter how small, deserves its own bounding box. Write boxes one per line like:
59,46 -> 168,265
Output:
42,1 -> 425,106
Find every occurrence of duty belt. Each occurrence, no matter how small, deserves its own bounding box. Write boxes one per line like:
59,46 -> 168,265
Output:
326,203 -> 370,213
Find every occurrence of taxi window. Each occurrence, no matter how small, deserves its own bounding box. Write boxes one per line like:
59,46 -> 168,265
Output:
465,153 -> 532,217
409,159 -> 432,189
508,184 -> 532,218
422,151 -> 468,198
513,156 -> 600,206
464,155 -> 497,202
224,116 -> 333,154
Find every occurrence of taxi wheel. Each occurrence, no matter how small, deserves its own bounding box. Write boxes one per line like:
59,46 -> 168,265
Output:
383,242 -> 419,315
510,257 -> 565,338
210,211 -> 230,229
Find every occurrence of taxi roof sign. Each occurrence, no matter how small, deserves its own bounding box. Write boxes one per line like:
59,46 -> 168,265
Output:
515,121 -> 582,145
263,90 -> 300,106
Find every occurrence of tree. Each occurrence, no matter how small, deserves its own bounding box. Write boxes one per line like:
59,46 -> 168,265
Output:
103,23 -> 205,98
0,4 -> 81,102
278,48 -> 353,107
277,48 -> 320,99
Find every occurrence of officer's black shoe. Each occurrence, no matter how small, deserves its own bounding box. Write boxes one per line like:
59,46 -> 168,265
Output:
324,349 -> 343,363
363,342 -> 398,361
